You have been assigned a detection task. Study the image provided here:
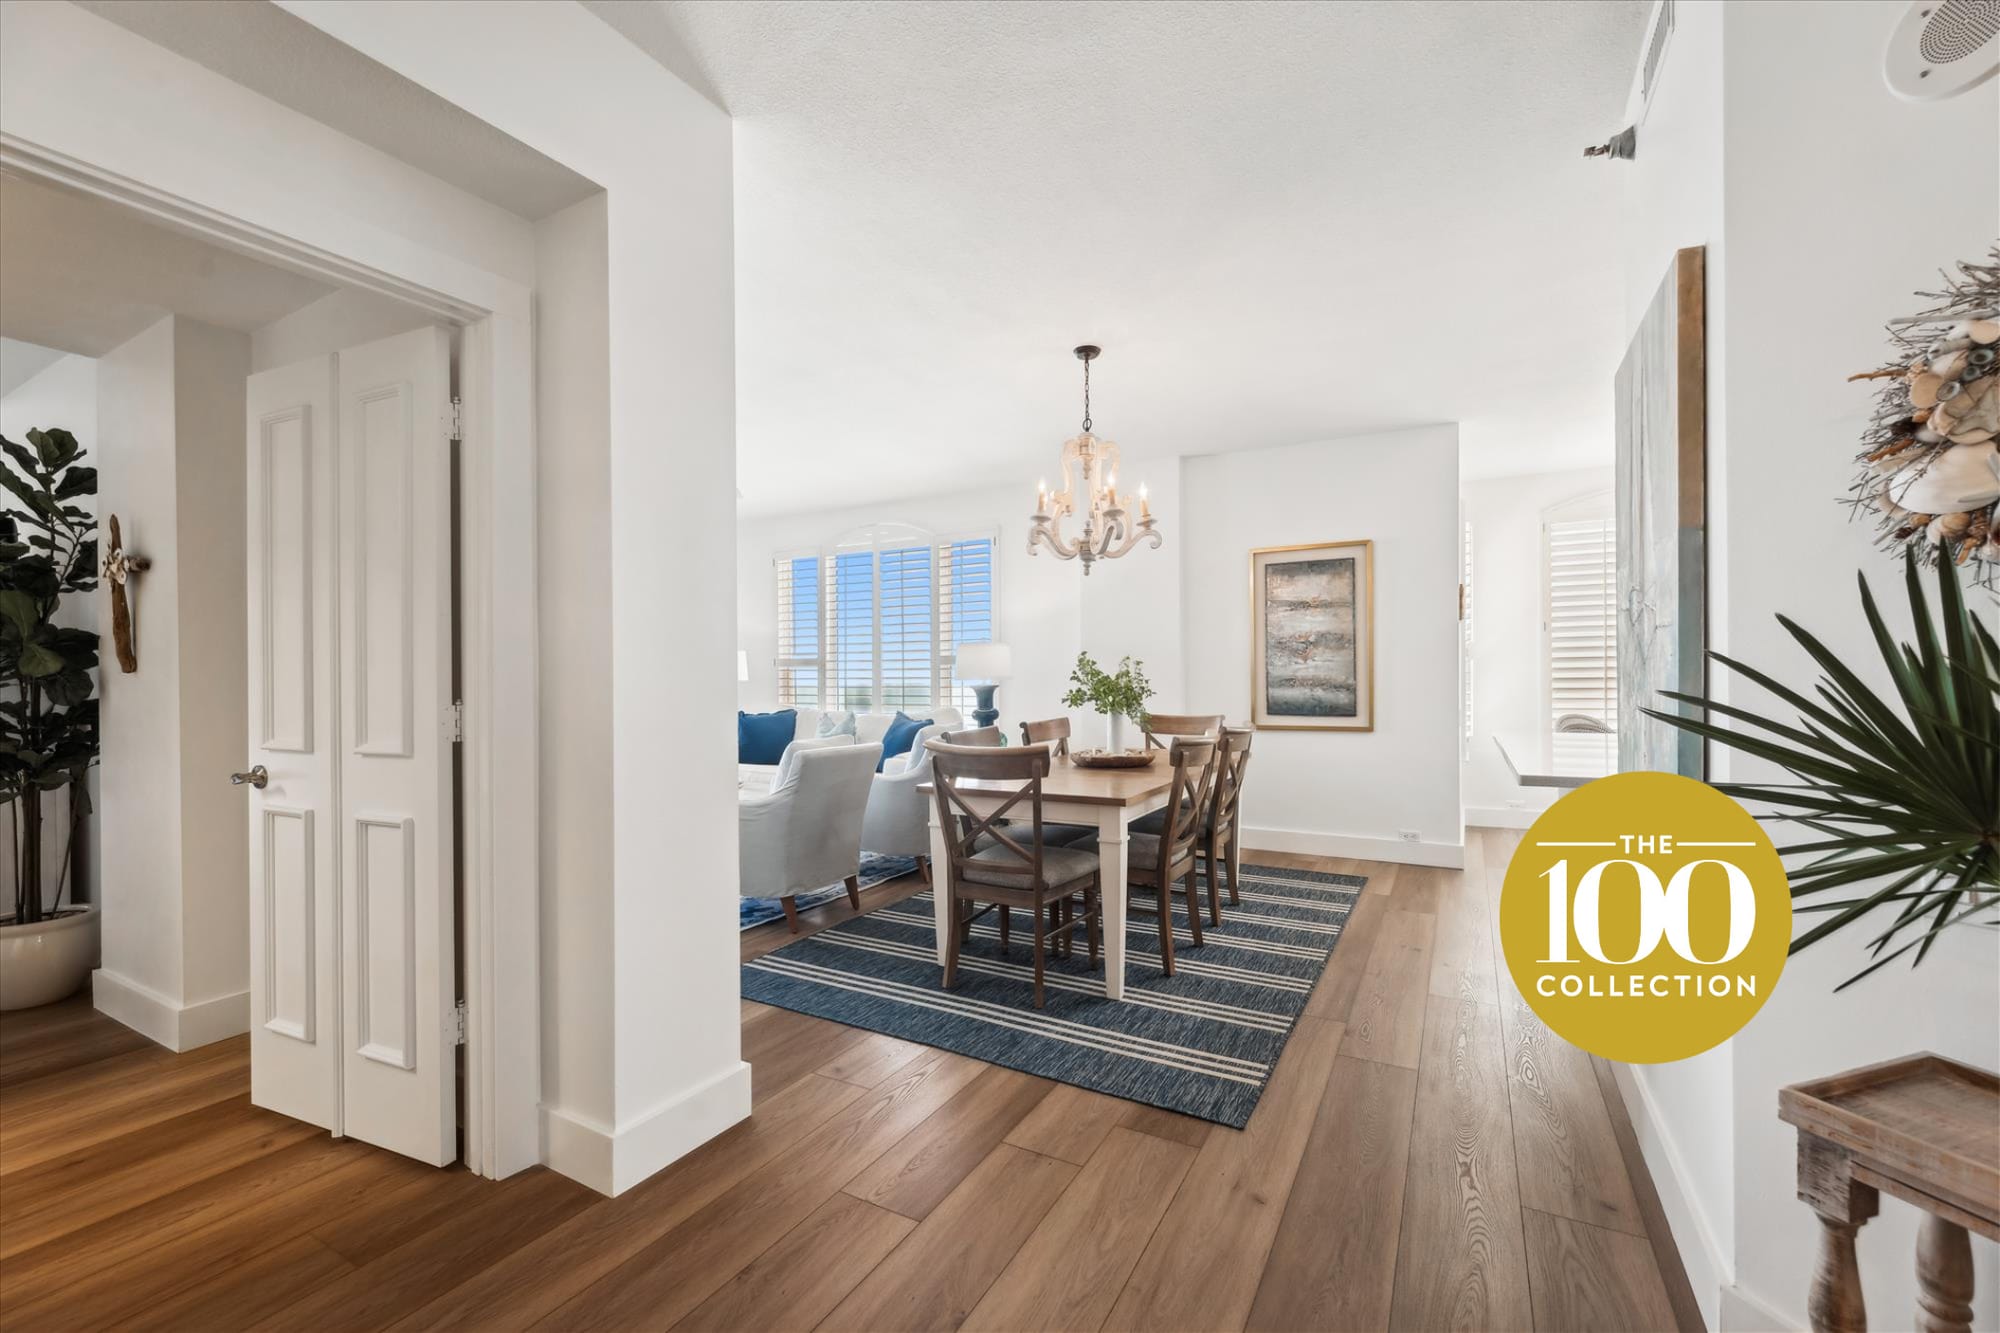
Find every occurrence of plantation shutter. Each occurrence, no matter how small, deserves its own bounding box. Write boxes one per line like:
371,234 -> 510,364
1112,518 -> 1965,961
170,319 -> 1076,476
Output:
937,537 -> 995,713
1545,514 -> 1617,733
774,552 -> 824,707
775,528 -> 996,715
1460,519 -> 1474,757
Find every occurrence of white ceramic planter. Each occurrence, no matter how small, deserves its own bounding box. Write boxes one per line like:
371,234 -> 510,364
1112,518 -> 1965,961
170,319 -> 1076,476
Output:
0,905 -> 99,1011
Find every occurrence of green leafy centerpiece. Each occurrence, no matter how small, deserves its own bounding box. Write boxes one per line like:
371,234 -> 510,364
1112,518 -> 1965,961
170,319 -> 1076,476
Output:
1062,652 -> 1154,756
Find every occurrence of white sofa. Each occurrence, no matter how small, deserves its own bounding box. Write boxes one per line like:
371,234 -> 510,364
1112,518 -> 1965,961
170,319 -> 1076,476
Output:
738,706 -> 963,790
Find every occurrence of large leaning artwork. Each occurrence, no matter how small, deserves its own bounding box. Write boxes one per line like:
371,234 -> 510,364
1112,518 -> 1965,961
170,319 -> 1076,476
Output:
1615,246 -> 1707,777
1250,540 -> 1373,732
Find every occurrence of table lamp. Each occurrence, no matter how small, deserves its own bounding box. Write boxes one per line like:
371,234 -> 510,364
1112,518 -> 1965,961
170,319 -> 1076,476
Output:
953,642 -> 1013,728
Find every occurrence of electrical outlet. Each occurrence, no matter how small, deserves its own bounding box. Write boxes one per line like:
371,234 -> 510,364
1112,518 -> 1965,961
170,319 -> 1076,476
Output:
1397,829 -> 1421,843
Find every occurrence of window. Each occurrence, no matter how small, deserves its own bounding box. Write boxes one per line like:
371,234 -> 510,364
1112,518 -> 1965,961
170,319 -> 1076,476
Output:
1460,518 -> 1474,758
1543,499 -> 1617,736
775,525 -> 996,715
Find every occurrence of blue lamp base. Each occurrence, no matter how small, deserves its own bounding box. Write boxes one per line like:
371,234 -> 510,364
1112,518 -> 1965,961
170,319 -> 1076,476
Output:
970,683 -> 1000,729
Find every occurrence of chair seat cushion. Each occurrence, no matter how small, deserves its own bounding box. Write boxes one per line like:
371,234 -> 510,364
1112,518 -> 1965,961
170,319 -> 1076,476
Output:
1125,832 -> 1194,875
1130,806 -> 1211,838
960,841 -> 1100,889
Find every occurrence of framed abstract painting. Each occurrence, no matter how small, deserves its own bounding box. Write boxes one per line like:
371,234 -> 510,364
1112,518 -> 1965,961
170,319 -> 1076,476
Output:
1615,245 -> 1707,777
1250,540 -> 1374,731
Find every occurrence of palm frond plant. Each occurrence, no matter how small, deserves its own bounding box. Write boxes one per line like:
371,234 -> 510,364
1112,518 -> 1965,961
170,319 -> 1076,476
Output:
1642,555 -> 1998,989
1,427 -> 101,926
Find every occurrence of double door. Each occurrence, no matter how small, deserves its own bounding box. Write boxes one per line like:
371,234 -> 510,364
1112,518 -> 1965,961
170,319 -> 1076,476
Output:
242,327 -> 457,1166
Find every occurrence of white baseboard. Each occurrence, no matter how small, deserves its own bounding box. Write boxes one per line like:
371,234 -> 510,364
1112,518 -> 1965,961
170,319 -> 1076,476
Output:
1612,1061 -> 1730,1331
1241,825 -> 1464,869
1464,805 -> 1543,830
92,969 -> 248,1052
545,1059 -> 753,1197
1721,1282 -> 1799,1332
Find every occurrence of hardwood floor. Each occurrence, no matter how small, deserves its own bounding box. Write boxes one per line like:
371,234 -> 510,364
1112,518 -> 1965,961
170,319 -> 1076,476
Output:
0,831 -> 1698,1332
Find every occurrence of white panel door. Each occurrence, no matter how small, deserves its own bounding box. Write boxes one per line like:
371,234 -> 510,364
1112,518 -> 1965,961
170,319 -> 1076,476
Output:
245,355 -> 340,1132
335,326 -> 457,1166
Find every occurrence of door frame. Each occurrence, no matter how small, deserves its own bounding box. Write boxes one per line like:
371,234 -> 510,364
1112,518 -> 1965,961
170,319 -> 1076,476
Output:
0,134 -> 542,1179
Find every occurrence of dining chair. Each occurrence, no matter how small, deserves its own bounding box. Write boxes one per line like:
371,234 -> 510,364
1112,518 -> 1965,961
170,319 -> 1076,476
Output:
941,724 -> 1005,746
1121,736 -> 1219,975
926,739 -> 1101,1008
1141,713 -> 1224,749
1019,716 -> 1071,756
1200,727 -> 1255,919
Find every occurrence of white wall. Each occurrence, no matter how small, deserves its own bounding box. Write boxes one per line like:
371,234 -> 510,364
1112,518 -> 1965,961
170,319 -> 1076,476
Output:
250,288 -> 434,373
0,351 -> 101,913
1460,467 -> 1613,827
533,191 -> 615,1135
93,315 -> 252,1051
1716,4 -> 1999,1329
1616,4 -> 2000,1329
1182,426 -> 1463,867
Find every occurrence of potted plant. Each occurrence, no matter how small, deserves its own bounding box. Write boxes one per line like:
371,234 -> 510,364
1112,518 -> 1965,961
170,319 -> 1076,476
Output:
1061,652 -> 1154,753
1,427 -> 101,1010
1645,556 -> 1998,989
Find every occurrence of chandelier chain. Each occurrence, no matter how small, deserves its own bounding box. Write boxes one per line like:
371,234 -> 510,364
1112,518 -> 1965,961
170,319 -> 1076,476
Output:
1081,355 -> 1092,434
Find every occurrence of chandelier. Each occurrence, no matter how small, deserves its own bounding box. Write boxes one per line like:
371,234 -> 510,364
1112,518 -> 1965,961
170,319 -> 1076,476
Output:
1028,345 -> 1161,575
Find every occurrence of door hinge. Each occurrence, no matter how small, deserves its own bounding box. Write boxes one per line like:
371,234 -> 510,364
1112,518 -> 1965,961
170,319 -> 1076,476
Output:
450,1001 -> 468,1047
445,700 -> 464,743
448,396 -> 464,442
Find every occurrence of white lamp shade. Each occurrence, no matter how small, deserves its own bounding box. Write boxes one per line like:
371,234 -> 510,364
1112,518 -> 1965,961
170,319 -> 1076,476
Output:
954,642 -> 1013,682
737,649 -> 750,682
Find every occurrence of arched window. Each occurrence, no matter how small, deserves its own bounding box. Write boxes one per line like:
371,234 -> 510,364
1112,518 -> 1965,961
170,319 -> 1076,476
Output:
775,523 -> 996,714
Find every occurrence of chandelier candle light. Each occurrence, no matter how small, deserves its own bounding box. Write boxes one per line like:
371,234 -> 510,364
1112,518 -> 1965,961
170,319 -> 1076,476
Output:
1028,345 -> 1162,574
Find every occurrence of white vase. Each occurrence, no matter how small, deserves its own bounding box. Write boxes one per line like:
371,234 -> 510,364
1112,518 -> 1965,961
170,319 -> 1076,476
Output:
1106,711 -> 1128,753
0,904 -> 99,1010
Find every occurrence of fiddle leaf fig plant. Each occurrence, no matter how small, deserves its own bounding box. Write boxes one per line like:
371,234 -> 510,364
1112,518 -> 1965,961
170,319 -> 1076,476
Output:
1061,652 -> 1154,726
1,427 -> 101,926
1643,555 -> 1998,989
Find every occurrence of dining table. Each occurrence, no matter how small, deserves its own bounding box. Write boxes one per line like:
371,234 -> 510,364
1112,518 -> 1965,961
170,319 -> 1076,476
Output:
918,752 -> 1207,1001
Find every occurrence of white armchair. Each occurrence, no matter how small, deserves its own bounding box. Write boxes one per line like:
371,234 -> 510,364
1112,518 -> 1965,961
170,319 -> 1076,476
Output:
860,721 -> 953,871
740,741 -> 883,931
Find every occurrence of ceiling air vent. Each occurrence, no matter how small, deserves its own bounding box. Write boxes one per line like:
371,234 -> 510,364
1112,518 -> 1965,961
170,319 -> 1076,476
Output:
1638,0 -> 1675,112
1885,0 -> 2000,101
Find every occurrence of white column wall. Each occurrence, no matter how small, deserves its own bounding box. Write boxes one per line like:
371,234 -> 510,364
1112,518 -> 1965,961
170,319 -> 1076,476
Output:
280,0 -> 746,1194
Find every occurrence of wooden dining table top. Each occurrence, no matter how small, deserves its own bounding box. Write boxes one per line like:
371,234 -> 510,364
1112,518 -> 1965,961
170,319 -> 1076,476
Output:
915,753 -> 1173,807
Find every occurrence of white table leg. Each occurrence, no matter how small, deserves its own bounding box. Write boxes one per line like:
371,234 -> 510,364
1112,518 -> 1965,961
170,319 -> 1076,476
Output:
1097,808 -> 1128,1000
928,801 -> 952,965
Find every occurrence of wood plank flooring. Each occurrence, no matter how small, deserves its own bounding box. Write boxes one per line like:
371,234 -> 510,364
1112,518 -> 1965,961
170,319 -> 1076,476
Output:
0,830 -> 1698,1332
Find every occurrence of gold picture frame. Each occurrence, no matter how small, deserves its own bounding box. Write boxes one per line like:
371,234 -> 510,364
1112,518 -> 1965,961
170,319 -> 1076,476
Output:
1249,539 -> 1374,732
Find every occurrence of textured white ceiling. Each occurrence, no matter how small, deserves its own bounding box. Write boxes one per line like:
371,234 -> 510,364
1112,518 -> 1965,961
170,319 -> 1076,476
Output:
0,175 -> 334,355
73,0 -> 602,221
624,0 -> 1648,514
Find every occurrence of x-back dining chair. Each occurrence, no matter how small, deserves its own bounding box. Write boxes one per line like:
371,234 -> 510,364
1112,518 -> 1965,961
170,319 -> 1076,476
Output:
1121,735 -> 1219,975
1199,727 -> 1255,920
941,724 -> 1004,746
1141,713 -> 1224,749
925,739 -> 1101,1008
1019,716 -> 1071,756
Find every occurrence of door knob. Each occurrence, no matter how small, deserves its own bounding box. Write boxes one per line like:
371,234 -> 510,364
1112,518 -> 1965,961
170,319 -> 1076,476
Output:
230,765 -> 269,790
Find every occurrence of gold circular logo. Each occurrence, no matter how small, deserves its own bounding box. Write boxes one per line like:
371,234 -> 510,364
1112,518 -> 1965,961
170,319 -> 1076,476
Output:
1499,772 -> 1790,1063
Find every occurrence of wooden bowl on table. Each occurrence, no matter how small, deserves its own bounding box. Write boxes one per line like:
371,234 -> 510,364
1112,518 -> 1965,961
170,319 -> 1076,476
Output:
1069,749 -> 1158,769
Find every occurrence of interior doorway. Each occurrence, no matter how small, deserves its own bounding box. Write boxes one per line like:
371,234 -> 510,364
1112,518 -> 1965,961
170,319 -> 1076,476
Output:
1,170 -> 473,1168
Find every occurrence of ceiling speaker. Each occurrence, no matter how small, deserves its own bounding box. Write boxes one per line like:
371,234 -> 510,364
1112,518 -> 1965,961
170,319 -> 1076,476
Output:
1884,0 -> 2000,101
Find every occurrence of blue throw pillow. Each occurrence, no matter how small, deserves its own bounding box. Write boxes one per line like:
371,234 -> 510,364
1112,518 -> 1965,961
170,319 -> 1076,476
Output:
738,709 -> 796,766
878,711 -> 932,771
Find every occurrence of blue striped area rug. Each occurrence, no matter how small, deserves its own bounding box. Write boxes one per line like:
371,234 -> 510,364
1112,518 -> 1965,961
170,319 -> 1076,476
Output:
740,861 -> 1365,1127
739,853 -> 920,931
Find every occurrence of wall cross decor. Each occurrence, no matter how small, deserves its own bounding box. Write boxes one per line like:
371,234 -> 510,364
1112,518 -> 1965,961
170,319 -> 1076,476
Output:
102,513 -> 150,674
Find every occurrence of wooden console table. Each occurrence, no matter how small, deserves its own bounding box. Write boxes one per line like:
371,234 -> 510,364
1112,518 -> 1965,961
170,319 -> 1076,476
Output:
1780,1054 -> 2000,1333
